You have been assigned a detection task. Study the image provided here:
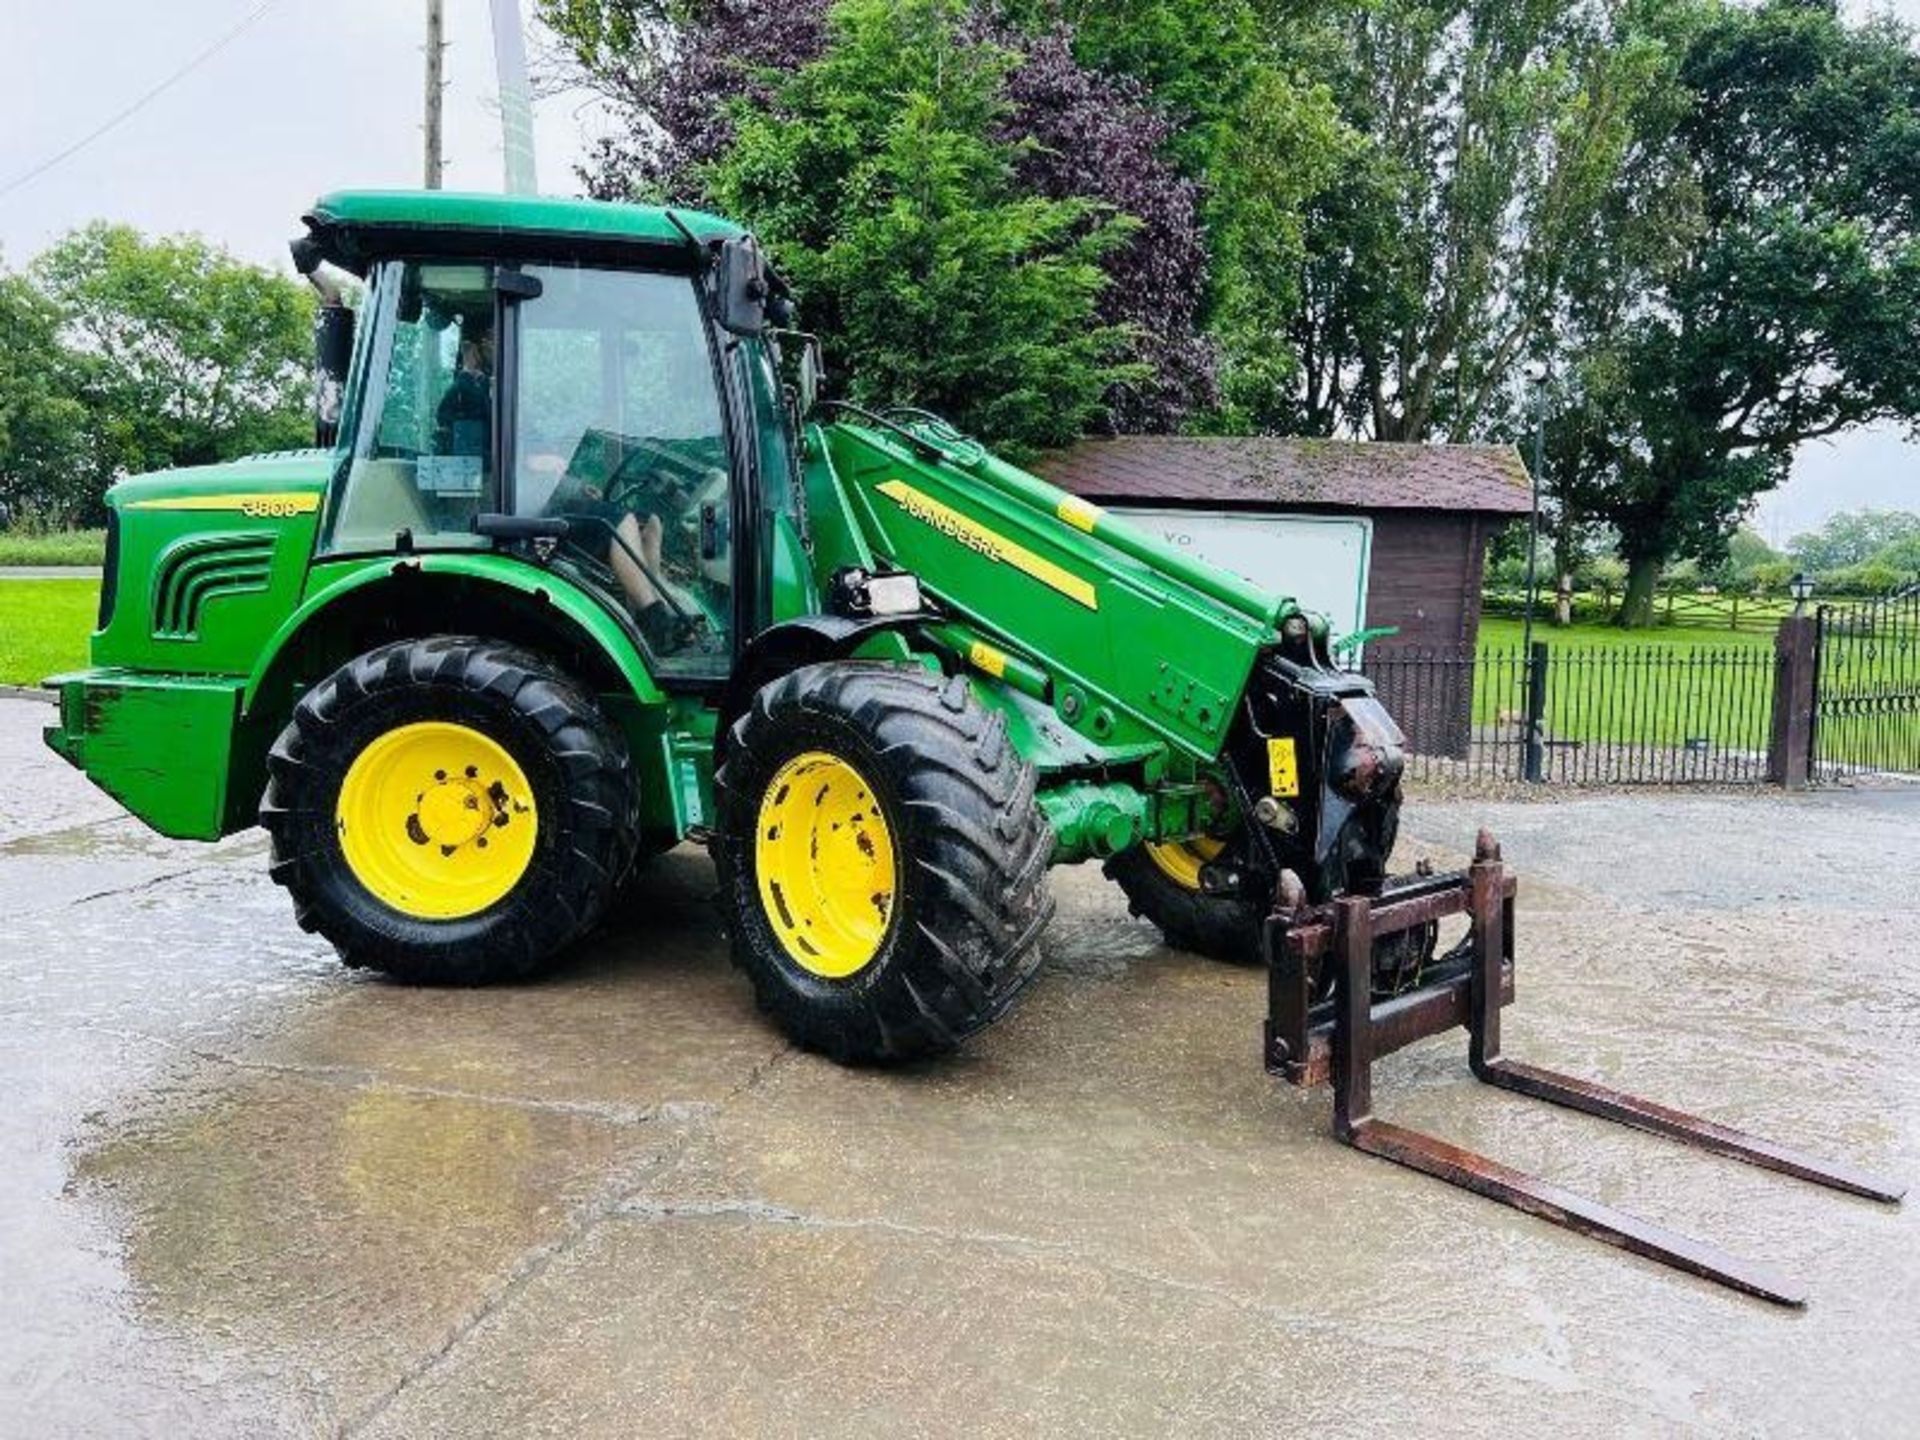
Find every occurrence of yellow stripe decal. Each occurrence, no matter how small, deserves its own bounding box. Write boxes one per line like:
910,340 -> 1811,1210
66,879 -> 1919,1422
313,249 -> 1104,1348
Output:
877,479 -> 1098,611
1057,496 -> 1102,533
126,492 -> 320,518
967,640 -> 1008,679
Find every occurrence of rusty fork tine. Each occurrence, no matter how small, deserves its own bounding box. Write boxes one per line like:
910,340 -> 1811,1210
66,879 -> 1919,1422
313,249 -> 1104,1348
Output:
1476,1060 -> 1907,1205
1348,1118 -> 1809,1307
1463,837 -> 1904,1206
1325,879 -> 1816,1308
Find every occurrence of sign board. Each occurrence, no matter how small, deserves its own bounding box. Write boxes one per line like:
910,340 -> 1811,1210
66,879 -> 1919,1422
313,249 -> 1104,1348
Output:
1106,507 -> 1373,645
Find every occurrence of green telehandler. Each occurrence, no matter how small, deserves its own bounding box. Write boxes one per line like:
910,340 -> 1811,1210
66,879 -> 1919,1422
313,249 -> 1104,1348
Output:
44,191 -> 1898,1303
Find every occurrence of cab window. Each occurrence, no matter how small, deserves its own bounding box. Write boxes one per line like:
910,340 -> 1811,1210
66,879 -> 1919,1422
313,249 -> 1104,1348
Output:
325,261 -> 494,553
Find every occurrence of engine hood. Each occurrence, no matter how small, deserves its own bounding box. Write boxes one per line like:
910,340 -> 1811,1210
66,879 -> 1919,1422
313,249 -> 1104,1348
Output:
106,449 -> 334,512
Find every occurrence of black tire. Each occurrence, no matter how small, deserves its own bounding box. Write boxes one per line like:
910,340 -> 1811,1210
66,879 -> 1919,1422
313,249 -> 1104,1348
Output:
1107,832 -> 1264,964
713,662 -> 1053,1063
261,636 -> 638,984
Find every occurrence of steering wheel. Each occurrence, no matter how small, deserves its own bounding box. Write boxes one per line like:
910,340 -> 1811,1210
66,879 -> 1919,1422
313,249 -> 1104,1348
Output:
601,437 -> 711,518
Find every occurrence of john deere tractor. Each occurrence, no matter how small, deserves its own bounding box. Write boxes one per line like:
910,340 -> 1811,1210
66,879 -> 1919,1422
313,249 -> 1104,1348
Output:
44,190 -> 1401,1060
46,193 -> 1902,1297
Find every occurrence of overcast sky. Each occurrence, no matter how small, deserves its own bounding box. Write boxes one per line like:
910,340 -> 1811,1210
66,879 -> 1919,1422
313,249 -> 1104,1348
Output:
1,0 -> 1915,544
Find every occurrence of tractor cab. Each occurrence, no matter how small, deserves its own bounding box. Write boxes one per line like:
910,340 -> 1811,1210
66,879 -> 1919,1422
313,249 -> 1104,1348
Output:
296,191 -> 816,683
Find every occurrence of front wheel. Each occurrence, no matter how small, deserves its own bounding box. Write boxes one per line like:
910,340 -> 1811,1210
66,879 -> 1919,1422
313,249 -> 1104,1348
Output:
261,637 -> 638,984
713,662 -> 1054,1063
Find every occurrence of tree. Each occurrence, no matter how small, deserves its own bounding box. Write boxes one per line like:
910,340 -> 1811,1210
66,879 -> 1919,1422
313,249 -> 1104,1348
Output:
1204,63 -> 1351,434
1553,1 -> 1920,624
1789,510 -> 1920,576
542,0 -> 830,202
988,0 -> 1354,434
0,273 -> 89,526
541,0 -> 1212,432
1714,526 -> 1785,588
986,20 -> 1216,428
31,224 -> 314,509
1287,0 -> 1682,442
696,0 -> 1138,453
1864,528 -> 1920,581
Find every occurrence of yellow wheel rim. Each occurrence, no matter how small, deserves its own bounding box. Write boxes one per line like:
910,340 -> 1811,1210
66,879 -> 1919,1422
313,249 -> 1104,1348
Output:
754,750 -> 897,979
335,721 -> 538,920
1145,834 -> 1227,891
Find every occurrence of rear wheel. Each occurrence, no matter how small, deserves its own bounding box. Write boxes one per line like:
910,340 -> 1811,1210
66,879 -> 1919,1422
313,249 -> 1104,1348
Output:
1107,830 -> 1264,964
713,662 -> 1053,1063
261,637 -> 638,984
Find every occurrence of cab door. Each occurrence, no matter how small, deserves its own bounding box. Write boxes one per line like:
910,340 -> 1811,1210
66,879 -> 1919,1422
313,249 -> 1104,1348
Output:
508,262 -> 737,682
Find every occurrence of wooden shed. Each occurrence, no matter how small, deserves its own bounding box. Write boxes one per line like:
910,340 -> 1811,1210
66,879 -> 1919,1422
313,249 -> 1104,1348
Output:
1034,436 -> 1533,758
1033,435 -> 1534,648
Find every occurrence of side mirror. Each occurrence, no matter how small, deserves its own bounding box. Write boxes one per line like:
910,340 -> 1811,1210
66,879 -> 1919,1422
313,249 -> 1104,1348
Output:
796,334 -> 825,417
312,303 -> 354,448
712,234 -> 770,336
291,234 -> 357,447
774,330 -> 825,419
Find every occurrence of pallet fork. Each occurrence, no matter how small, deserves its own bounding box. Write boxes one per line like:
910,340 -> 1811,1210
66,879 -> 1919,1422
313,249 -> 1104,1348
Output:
1262,830 -> 1904,1307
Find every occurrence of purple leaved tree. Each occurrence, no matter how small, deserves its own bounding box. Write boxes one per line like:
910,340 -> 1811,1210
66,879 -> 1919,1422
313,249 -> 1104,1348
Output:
572,0 -> 1212,432
988,21 -> 1214,429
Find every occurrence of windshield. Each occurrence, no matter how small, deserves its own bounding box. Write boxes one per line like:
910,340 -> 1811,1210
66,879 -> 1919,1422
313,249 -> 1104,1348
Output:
325,260 -> 496,553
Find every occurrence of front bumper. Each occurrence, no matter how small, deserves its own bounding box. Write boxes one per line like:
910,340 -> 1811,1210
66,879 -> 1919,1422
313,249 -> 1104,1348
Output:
44,669 -> 248,840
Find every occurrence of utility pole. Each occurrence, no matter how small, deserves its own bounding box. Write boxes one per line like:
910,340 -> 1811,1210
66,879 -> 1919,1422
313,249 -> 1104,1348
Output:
1522,368 -> 1546,660
490,0 -> 539,194
424,0 -> 446,190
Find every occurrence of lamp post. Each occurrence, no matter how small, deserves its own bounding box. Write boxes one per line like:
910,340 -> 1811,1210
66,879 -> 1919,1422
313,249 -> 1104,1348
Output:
1522,369 -> 1547,659
1520,368 -> 1548,782
1790,571 -> 1815,616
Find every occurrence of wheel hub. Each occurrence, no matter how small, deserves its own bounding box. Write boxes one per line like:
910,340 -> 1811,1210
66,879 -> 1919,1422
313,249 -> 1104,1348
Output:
754,750 -> 897,979
336,721 -> 538,920
1144,834 -> 1227,891
414,773 -> 498,849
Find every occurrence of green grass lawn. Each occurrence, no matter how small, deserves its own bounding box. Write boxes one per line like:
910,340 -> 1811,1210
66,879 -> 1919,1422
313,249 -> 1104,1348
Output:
0,579 -> 99,686
0,529 -> 107,567
1461,615 -> 1777,750
1477,614 -> 1775,654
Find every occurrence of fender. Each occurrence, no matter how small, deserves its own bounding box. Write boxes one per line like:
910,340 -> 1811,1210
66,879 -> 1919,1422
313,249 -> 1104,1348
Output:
715,613 -> 927,758
241,553 -> 667,715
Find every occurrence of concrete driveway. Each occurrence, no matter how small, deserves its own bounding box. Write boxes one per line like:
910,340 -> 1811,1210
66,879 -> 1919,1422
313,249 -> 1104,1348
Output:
2,694 -> 1916,1437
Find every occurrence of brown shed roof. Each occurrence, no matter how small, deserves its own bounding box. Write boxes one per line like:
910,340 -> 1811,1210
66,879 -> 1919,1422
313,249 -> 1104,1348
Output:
1032,436 -> 1533,516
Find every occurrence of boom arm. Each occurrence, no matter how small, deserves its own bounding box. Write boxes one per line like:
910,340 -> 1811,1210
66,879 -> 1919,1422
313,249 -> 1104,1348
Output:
813,416 -> 1291,762
806,414 -> 1406,899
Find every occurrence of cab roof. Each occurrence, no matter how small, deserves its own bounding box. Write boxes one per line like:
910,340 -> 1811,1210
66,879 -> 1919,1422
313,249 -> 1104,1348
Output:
303,189 -> 745,273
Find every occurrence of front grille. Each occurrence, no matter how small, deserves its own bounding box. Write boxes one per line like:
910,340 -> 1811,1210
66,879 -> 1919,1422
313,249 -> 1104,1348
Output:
151,533 -> 276,640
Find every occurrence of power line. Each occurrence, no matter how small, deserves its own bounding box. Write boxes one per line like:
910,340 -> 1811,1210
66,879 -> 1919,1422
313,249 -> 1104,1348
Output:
0,0 -> 285,202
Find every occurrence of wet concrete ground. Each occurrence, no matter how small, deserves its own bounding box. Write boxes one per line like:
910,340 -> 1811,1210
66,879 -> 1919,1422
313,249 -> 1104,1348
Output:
2,692 -> 1916,1437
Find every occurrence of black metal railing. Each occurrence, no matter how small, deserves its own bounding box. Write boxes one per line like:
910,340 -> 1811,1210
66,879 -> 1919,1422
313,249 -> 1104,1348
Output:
1363,639 -> 1779,785
1811,584 -> 1920,782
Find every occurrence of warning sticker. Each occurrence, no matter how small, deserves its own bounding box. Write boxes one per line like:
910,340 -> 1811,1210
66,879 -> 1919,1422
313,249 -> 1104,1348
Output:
1267,737 -> 1300,798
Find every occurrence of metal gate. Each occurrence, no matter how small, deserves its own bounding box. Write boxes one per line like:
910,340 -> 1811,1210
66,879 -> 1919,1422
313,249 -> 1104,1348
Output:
1810,582 -> 1920,781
